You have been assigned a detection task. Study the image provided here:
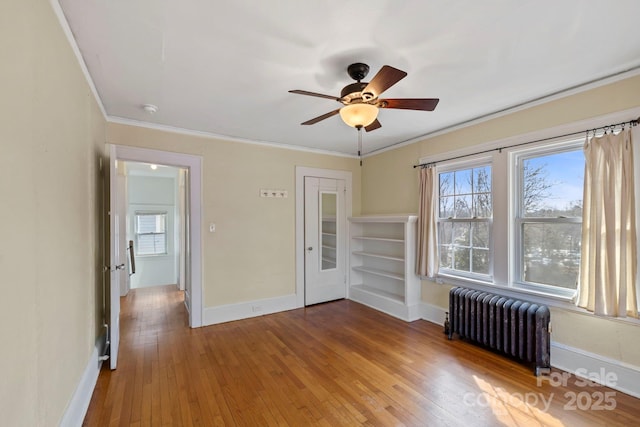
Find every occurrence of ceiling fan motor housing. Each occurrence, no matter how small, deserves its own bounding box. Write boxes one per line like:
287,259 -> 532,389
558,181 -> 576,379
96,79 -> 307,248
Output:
342,63 -> 376,103
341,82 -> 370,103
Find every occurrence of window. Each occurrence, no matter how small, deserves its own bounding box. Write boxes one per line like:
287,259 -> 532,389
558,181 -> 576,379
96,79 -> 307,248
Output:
515,146 -> 584,291
438,162 -> 492,279
135,212 -> 167,256
429,137 -> 585,297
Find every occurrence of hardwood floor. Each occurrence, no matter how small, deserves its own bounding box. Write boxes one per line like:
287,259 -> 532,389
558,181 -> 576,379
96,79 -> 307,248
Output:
84,285 -> 640,426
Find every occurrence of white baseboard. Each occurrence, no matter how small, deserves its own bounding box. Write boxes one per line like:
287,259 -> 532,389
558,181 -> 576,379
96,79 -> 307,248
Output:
551,341 -> 640,399
348,288 -> 422,321
420,301 -> 447,325
420,302 -> 640,398
203,294 -> 298,325
59,339 -> 103,427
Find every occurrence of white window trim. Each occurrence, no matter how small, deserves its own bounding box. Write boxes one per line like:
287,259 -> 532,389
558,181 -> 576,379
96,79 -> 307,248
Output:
510,137 -> 584,296
434,135 -> 584,299
134,211 -> 169,257
420,106 -> 640,322
436,155 -> 494,282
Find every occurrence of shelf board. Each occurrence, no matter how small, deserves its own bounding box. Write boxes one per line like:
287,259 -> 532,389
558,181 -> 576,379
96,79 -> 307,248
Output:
352,266 -> 404,281
352,236 -> 404,243
350,284 -> 404,303
352,251 -> 404,262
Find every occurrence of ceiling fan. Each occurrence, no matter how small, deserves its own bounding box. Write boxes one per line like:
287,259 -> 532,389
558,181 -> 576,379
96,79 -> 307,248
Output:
289,63 -> 439,132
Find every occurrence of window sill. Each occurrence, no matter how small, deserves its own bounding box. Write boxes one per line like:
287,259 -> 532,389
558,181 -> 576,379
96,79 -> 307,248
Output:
434,272 -> 574,304
135,254 -> 171,258
431,273 -> 640,326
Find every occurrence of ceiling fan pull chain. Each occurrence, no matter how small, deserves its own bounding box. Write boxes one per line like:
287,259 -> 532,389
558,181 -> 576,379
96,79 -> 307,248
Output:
357,126 -> 363,166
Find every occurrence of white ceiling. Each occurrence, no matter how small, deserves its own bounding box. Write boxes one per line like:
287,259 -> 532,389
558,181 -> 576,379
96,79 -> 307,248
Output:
58,0 -> 640,156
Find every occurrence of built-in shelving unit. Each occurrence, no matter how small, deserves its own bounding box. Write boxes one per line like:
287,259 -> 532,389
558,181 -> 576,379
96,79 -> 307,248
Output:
348,215 -> 421,321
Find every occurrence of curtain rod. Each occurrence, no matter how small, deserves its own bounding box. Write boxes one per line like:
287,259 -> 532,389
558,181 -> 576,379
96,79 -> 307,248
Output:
413,116 -> 640,169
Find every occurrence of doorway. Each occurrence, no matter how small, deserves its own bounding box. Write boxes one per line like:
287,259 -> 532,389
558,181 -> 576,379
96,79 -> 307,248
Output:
295,167 -> 352,307
106,145 -> 203,370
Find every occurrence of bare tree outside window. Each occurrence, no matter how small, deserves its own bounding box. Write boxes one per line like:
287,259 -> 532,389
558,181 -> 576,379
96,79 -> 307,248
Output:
437,148 -> 583,290
438,165 -> 492,276
520,150 -> 584,289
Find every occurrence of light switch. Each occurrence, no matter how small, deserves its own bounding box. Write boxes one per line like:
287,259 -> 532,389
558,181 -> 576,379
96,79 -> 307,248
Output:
209,223 -> 216,232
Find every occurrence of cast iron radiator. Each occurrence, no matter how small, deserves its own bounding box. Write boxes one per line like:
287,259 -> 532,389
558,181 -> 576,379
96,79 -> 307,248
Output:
448,287 -> 551,376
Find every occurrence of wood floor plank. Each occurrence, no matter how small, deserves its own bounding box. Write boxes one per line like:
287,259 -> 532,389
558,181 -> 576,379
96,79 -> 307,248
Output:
84,285 -> 640,426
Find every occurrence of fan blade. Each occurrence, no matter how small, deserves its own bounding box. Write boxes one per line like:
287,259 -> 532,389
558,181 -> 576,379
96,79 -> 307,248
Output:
289,90 -> 340,102
365,119 -> 381,132
380,98 -> 439,111
362,65 -> 407,97
301,109 -> 341,125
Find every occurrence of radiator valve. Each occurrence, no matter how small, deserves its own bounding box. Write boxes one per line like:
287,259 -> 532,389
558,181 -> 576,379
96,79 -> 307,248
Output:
444,312 -> 450,335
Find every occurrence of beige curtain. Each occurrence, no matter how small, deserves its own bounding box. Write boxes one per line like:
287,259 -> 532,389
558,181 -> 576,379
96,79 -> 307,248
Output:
416,166 -> 439,278
578,128 -> 638,318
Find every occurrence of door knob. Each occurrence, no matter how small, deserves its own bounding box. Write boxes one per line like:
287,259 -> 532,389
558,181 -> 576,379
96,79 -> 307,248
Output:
307,247 -> 313,251
115,263 -> 126,270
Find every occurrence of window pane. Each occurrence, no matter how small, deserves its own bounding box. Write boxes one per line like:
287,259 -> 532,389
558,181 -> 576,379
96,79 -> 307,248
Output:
440,172 -> 454,196
439,245 -> 452,269
137,213 -> 166,233
472,248 -> 490,275
453,247 -> 470,272
453,223 -> 470,246
454,195 -> 472,218
473,194 -> 492,218
522,222 -> 581,289
522,150 -> 584,218
473,166 -> 491,193
440,195 -> 454,218
137,234 -> 167,255
472,223 -> 489,248
454,169 -> 472,195
438,222 -> 453,245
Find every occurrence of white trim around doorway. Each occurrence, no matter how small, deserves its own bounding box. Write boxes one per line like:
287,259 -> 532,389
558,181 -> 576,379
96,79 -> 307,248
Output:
112,145 -> 203,327
295,167 -> 353,308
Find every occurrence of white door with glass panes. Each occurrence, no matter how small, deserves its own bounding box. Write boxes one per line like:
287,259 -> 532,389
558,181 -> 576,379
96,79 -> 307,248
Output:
304,177 -> 346,305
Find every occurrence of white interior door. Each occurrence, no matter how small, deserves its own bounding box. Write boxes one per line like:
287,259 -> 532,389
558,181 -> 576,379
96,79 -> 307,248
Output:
304,177 -> 346,305
108,144 -> 121,370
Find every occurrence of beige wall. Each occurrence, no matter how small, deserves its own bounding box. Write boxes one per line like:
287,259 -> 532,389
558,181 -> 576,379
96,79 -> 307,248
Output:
106,124 -> 361,307
0,0 -> 106,425
5,1 -> 638,424
362,75 -> 640,367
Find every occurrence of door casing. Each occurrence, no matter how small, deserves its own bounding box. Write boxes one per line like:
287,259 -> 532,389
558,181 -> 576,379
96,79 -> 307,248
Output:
109,145 -> 203,328
295,167 -> 352,307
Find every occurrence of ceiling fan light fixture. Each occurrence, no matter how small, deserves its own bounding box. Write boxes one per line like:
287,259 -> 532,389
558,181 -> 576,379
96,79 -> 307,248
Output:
339,103 -> 378,128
